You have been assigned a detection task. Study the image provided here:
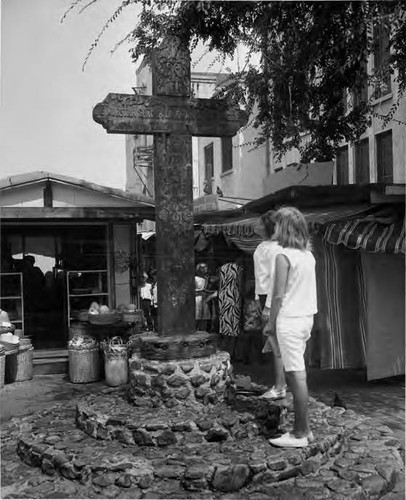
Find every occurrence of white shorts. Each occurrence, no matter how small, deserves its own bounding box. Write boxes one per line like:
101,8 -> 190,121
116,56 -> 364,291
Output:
276,315 -> 313,372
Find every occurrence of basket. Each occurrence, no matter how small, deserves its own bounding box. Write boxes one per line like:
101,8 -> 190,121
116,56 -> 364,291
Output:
88,312 -> 122,326
69,345 -> 101,383
101,336 -> 128,387
0,347 -> 5,389
15,346 -> 34,382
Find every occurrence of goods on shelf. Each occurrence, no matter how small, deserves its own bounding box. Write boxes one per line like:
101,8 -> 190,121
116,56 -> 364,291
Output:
67,270 -> 109,327
88,302 -> 122,325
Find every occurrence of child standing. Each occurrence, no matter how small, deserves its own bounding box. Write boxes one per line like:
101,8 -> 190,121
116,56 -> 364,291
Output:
253,210 -> 287,400
264,207 -> 317,448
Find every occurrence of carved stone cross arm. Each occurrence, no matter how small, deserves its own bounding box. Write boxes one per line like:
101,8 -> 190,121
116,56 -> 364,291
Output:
93,93 -> 248,137
93,35 -> 248,342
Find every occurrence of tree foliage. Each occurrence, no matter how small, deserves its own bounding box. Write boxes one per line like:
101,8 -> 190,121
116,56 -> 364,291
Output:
66,0 -> 406,162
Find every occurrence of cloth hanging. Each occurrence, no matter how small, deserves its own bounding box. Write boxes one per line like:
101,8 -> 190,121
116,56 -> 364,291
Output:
218,263 -> 243,337
309,236 -> 367,370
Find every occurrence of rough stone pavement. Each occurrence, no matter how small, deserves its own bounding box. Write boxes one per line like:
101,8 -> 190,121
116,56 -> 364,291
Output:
1,368 -> 405,499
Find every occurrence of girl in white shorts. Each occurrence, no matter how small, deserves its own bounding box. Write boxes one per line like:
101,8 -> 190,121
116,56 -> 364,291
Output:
263,207 -> 317,448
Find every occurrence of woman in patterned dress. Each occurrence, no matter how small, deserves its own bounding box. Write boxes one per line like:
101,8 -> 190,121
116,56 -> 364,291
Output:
218,261 -> 244,352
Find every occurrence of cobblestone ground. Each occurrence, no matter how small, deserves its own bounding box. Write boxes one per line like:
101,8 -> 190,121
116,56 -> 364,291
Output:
234,361 -> 405,444
1,370 -> 405,500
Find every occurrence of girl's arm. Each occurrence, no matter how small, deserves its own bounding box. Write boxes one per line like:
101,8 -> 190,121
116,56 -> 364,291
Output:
263,254 -> 290,335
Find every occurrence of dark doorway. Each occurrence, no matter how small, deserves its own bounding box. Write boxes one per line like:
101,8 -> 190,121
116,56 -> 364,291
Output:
1,224 -> 107,349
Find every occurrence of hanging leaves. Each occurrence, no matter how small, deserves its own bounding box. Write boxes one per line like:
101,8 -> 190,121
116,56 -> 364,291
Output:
64,0 -> 406,161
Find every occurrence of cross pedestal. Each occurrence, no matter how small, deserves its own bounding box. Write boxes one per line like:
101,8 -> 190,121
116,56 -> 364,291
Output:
93,36 -> 247,406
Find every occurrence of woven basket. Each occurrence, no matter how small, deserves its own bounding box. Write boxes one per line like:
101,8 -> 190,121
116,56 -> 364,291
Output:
69,346 -> 101,383
88,312 -> 122,326
0,349 -> 5,389
15,346 -> 34,382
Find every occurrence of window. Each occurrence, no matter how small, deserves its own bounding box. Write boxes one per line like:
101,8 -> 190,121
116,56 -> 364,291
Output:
354,59 -> 368,107
355,138 -> 370,184
376,130 -> 393,184
373,21 -> 391,98
221,137 -> 233,173
204,143 -> 214,194
336,146 -> 349,185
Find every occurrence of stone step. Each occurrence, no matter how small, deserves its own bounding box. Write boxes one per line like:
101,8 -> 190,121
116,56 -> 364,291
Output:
33,358 -> 68,376
14,390 -> 349,496
75,388 -> 284,447
33,349 -> 69,375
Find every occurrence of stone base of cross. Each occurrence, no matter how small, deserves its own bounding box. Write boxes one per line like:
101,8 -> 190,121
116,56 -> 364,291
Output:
94,36 -> 247,400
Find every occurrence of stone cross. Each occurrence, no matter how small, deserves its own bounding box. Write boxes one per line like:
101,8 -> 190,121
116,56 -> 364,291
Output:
93,36 -> 247,355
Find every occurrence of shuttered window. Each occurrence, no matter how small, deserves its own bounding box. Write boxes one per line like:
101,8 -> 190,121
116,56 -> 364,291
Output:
355,138 -> 370,184
336,146 -> 349,185
373,22 -> 391,98
376,130 -> 393,184
354,59 -> 368,107
221,137 -> 233,173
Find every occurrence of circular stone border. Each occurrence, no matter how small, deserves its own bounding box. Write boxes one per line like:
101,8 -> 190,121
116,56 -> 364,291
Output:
15,390 -> 350,494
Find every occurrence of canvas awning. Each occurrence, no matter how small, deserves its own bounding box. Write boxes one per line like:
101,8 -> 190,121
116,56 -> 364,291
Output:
203,204 -> 375,236
201,204 -> 405,255
322,215 -> 405,254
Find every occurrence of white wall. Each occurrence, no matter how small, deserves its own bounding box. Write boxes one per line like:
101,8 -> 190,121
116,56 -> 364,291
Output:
1,182 -> 138,208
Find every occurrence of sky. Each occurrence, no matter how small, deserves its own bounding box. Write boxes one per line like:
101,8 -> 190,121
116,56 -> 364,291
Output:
0,0 -> 142,189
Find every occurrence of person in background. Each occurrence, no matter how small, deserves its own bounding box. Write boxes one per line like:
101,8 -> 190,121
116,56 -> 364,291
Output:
206,268 -> 220,333
253,210 -> 287,400
140,272 -> 153,330
195,262 -> 211,331
149,269 -> 158,331
264,207 -> 317,448
22,255 -> 45,311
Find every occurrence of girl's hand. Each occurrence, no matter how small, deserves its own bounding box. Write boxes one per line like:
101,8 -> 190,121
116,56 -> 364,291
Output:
261,306 -> 270,324
262,321 -> 273,337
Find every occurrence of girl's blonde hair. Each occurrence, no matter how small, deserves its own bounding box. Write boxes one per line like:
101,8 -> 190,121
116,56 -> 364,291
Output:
273,207 -> 309,250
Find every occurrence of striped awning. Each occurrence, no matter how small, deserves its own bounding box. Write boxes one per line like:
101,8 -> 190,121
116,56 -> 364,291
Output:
203,204 -> 375,237
322,216 -> 405,254
201,204 -> 405,255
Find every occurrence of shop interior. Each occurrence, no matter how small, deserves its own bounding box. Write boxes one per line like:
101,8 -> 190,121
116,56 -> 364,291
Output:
0,224 -> 108,350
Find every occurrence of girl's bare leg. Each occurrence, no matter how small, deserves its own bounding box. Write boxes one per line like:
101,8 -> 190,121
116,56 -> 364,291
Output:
285,370 -> 309,438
